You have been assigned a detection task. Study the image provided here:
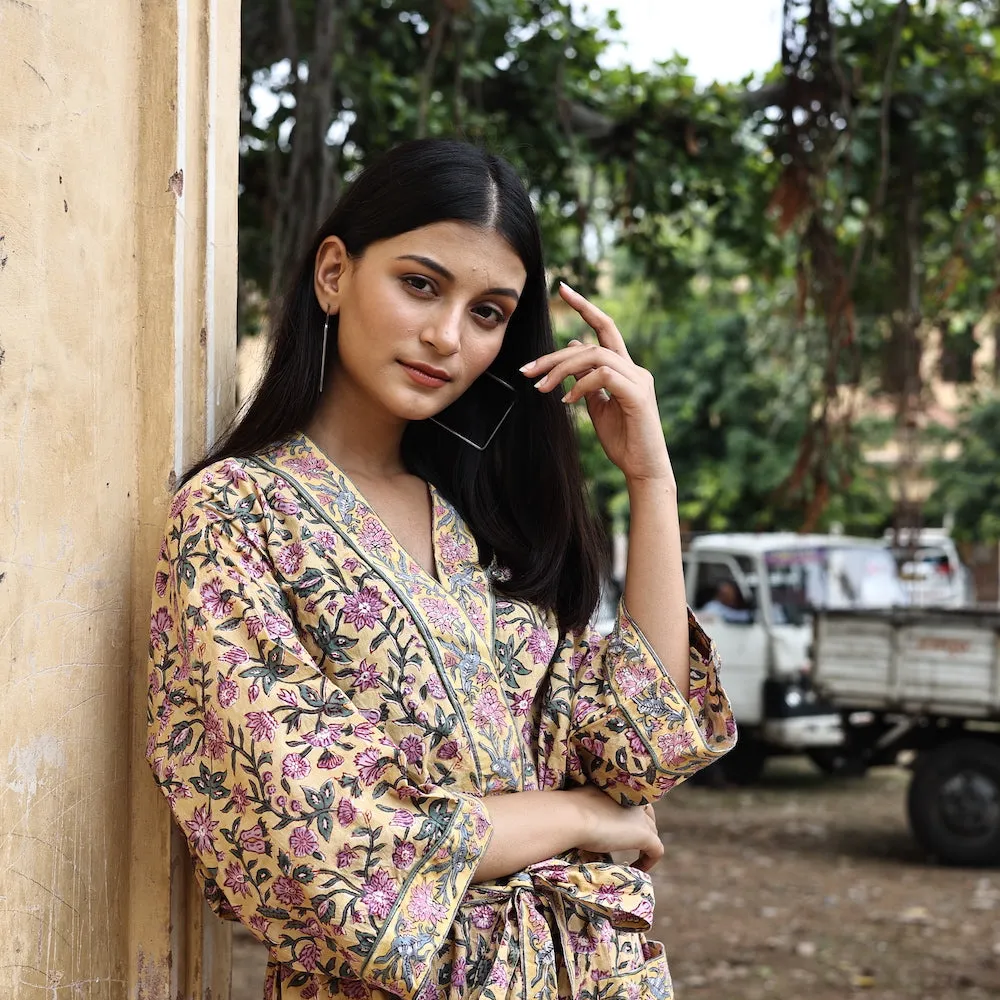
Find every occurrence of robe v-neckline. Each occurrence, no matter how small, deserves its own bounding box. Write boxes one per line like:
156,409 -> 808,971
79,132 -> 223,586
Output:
297,431 -> 446,588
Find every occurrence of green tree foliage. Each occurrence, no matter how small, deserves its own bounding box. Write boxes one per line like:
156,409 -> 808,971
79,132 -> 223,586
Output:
239,0 -> 1000,536
930,395 -> 1000,542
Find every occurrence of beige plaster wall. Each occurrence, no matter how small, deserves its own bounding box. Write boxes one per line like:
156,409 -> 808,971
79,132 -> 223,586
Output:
0,2 -> 239,996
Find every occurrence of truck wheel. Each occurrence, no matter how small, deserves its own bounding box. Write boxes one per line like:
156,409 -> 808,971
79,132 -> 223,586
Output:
907,740 -> 1000,867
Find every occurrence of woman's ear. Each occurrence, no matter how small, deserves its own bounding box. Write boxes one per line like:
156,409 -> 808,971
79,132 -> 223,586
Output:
314,236 -> 350,314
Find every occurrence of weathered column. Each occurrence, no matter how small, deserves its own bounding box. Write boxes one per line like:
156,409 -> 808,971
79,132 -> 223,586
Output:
0,2 -> 240,997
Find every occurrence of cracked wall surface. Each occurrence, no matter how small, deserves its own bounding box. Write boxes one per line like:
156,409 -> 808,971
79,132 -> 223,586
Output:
0,1 -> 239,996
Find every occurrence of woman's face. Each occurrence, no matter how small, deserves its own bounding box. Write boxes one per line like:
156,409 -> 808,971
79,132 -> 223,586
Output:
315,221 -> 528,424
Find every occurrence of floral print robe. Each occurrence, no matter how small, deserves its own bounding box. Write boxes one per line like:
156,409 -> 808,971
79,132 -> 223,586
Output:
146,434 -> 735,1000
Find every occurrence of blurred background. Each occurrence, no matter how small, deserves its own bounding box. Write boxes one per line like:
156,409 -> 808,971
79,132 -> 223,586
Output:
230,1 -> 1000,997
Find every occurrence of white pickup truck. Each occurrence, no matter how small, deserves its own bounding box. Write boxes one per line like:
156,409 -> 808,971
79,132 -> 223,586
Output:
684,533 -> 909,783
814,607 -> 1000,866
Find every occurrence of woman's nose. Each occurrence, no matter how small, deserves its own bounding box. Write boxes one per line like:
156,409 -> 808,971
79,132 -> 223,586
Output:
421,309 -> 462,354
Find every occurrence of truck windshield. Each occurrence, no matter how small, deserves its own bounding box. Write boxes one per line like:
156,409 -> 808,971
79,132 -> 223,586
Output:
765,547 -> 907,625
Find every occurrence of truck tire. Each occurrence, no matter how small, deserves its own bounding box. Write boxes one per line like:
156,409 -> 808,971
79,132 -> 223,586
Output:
907,739 -> 1000,867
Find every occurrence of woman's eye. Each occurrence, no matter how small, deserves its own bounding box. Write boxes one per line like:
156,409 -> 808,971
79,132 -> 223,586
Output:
402,275 -> 435,295
473,304 -> 505,326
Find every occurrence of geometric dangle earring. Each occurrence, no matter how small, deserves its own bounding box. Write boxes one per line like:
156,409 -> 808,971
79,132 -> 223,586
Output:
318,306 -> 331,394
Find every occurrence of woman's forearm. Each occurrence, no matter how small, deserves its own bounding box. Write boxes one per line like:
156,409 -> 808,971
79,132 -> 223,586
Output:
621,478 -> 690,700
472,790 -> 587,883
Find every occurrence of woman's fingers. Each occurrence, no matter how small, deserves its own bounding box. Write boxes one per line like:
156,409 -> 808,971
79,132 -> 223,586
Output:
561,365 -> 636,405
526,344 -> 635,392
558,282 -> 630,357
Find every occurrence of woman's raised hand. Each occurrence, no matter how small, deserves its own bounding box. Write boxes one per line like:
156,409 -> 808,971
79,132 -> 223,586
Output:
568,785 -> 664,873
521,283 -> 673,488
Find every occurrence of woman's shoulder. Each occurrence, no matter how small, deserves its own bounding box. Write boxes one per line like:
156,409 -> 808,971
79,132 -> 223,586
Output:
168,456 -> 274,523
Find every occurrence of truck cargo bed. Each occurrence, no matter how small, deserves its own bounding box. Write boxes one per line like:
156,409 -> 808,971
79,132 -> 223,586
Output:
814,608 -> 1000,719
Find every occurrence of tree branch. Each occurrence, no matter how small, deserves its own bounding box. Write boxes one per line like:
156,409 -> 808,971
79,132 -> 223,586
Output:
847,0 -> 910,289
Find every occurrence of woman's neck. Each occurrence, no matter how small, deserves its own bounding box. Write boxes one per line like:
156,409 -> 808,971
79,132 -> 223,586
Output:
305,371 -> 409,480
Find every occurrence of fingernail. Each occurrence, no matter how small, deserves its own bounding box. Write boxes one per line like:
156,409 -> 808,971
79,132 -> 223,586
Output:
534,377 -> 547,390
559,280 -> 576,293
560,392 -> 572,403
519,361 -> 536,373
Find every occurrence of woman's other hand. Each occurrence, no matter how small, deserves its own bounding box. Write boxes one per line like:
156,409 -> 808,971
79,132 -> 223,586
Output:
521,283 -> 673,489
569,785 -> 664,873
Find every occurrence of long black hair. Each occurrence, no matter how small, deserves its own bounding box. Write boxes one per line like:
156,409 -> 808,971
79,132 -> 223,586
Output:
186,138 -> 607,633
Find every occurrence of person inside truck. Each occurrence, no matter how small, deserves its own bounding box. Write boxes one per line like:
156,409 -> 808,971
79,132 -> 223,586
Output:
699,579 -> 753,623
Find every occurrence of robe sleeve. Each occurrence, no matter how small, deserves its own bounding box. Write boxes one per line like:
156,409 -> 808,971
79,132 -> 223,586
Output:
560,601 -> 736,805
145,471 -> 493,999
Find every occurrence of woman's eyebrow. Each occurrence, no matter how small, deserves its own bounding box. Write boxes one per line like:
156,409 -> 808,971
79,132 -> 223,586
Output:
395,254 -> 520,303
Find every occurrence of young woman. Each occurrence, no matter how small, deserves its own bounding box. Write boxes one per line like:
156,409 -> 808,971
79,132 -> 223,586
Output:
146,138 -> 735,1000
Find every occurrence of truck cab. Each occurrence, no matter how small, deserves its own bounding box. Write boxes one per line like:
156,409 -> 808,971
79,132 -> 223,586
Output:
686,533 -> 909,781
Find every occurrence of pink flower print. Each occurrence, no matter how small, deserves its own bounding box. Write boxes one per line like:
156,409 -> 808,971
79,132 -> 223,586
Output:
615,662 -> 659,699
354,658 -> 380,691
422,598 -> 460,629
451,957 -> 467,989
406,882 -> 446,923
596,883 -> 623,907
287,455 -> 326,476
471,904 -> 495,930
150,608 -> 174,649
537,764 -> 558,789
304,725 -> 340,748
239,823 -> 267,853
244,614 -> 263,638
289,826 -> 319,857
199,579 -> 233,619
360,708 -> 381,725
219,458 -> 248,484
426,674 -> 446,700
572,697 -> 597,726
578,736 -> 606,759
263,613 -> 294,639
389,808 -> 410,830
336,845 -> 358,868
358,518 -> 392,552
282,753 -> 311,780
169,488 -> 192,519
275,542 -> 305,576
472,688 -> 505,731
318,750 -> 345,770
392,841 -> 416,870
340,979 -> 370,999
474,811 -> 491,838
627,729 -> 647,756
361,868 -> 399,919
272,875 -> 305,907
294,940 -> 320,973
277,687 -> 298,707
487,963 -> 509,989
336,798 -> 356,826
355,747 -> 388,785
437,740 -> 460,760
248,914 -> 271,938
223,862 -> 251,897
221,646 -> 248,668
343,556 -> 360,573
248,682 -> 260,704
245,711 -> 277,743
154,571 -> 169,597
399,735 -> 423,766
342,588 -> 386,631
271,491 -> 301,516
184,805 -> 219,853
510,690 -> 534,717
229,784 -> 249,814
656,728 -> 695,760
526,627 -> 556,666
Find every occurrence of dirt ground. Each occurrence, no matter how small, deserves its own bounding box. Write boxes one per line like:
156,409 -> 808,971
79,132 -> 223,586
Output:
230,759 -> 1000,1000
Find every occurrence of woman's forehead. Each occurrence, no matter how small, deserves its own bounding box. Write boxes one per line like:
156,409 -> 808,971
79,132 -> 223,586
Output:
379,222 -> 527,285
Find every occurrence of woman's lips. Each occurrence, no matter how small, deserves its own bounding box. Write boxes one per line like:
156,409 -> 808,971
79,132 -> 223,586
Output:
399,361 -> 451,388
